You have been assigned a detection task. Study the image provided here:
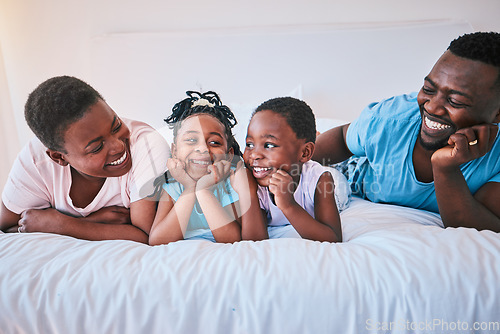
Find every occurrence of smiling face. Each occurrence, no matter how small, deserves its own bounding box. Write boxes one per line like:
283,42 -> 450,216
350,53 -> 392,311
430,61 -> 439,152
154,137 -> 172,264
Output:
243,110 -> 309,187
172,114 -> 232,181
47,99 -> 132,180
416,51 -> 500,151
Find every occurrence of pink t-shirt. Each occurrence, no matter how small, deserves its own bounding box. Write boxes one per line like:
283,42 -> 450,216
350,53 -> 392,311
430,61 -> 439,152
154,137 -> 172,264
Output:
2,118 -> 169,217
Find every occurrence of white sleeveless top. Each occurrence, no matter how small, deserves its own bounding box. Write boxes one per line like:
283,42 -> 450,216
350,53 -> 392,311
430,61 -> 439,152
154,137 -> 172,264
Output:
257,160 -> 350,227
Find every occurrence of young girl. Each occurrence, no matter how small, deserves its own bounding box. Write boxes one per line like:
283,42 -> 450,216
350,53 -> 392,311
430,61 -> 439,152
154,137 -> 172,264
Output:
243,97 -> 350,242
149,91 -> 267,245
0,76 -> 169,243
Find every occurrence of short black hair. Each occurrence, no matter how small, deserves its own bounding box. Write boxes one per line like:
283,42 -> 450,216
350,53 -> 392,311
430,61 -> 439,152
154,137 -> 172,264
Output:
254,96 -> 316,143
24,76 -> 103,153
448,31 -> 500,87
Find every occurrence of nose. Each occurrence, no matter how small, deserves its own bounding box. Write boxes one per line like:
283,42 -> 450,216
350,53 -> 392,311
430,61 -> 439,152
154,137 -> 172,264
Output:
195,141 -> 209,153
247,147 -> 263,161
108,136 -> 125,154
424,93 -> 447,117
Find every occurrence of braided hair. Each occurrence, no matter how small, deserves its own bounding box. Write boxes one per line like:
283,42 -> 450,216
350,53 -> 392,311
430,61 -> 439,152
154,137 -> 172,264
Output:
165,91 -> 242,157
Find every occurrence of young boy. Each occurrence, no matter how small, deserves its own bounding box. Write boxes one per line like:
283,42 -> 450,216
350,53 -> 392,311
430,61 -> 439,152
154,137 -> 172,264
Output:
243,97 -> 349,242
0,76 -> 169,243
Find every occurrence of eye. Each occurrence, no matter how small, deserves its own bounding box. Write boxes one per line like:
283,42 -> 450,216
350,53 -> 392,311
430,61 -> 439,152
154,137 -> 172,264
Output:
422,86 -> 435,95
184,137 -> 197,144
264,142 -> 277,149
245,142 -> 254,149
90,143 -> 104,154
112,120 -> 122,133
209,140 -> 222,147
448,98 -> 467,108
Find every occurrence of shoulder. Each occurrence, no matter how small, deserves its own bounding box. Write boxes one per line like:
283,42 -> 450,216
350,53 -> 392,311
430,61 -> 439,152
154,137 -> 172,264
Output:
163,180 -> 183,199
125,117 -> 169,171
15,137 -> 59,172
123,118 -> 166,146
301,161 -> 330,190
361,92 -> 420,122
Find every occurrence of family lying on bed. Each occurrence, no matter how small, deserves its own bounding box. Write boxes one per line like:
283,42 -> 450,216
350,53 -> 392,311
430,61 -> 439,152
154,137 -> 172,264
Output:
1,31 -> 499,243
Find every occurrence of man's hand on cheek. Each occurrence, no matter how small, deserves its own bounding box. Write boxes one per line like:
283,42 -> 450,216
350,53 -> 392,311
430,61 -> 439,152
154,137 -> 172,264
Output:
431,123 -> 499,170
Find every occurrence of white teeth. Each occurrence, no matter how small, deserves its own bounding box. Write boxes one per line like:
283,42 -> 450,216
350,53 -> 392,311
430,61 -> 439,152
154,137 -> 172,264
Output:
425,116 -> 451,130
191,160 -> 210,165
109,151 -> 127,166
253,167 -> 272,172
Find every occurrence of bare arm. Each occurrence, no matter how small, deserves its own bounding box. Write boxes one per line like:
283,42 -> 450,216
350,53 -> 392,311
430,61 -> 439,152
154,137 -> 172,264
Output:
196,189 -> 241,243
149,188 -> 196,245
432,124 -> 500,231
312,123 -> 353,165
19,208 -> 149,243
234,168 -> 268,241
2,199 -> 150,242
0,201 -> 21,233
270,170 -> 340,242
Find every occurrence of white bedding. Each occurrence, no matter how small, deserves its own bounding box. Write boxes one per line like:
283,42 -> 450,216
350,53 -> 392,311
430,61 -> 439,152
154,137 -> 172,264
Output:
1,197 -> 499,334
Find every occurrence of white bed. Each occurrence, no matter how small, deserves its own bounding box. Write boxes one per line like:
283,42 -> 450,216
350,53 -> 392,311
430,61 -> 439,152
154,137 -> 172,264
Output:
3,20 -> 500,334
1,198 -> 500,333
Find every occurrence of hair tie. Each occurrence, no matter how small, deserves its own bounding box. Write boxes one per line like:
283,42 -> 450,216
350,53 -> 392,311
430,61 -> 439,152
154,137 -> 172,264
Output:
192,98 -> 215,108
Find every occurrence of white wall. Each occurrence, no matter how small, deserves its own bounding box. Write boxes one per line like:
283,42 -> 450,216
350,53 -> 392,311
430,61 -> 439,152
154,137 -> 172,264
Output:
0,0 -> 499,188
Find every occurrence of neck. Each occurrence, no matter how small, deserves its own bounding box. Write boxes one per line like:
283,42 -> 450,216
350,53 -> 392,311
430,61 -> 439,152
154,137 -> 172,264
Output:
412,138 -> 435,183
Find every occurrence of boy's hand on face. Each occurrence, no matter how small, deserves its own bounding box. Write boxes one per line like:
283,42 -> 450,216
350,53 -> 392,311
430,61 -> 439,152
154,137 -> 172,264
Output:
85,206 -> 131,224
431,124 -> 498,170
196,160 -> 232,191
268,169 -> 297,210
167,158 -> 196,190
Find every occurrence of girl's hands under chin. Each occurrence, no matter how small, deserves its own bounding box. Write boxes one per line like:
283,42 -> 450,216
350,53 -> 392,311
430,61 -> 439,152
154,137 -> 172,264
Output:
196,160 -> 232,191
167,158 -> 196,190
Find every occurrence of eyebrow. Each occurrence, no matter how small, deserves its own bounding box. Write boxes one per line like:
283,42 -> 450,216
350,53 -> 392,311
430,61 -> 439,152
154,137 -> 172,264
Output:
261,134 -> 279,140
424,76 -> 473,100
181,130 -> 224,138
85,115 -> 117,149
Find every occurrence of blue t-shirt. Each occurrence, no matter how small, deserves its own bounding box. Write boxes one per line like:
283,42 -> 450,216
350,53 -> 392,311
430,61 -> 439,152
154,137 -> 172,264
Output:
163,178 -> 239,241
345,92 -> 500,213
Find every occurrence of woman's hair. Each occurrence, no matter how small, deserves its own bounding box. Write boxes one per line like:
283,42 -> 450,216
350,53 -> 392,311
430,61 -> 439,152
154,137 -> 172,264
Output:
24,76 -> 104,153
165,91 -> 242,157
253,96 -> 316,143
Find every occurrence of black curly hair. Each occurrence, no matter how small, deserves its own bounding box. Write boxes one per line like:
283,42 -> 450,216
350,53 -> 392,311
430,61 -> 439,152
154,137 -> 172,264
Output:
253,96 -> 316,143
448,31 -> 500,88
24,76 -> 104,153
165,91 -> 242,157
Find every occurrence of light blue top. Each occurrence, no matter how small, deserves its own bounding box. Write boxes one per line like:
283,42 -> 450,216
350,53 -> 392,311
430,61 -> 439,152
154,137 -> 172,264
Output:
163,178 -> 239,241
345,92 -> 500,213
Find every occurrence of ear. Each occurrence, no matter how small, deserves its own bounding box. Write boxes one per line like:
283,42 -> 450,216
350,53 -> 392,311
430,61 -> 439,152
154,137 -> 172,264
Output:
46,149 -> 69,166
171,143 -> 177,158
226,146 -> 235,163
299,142 -> 315,163
493,108 -> 500,123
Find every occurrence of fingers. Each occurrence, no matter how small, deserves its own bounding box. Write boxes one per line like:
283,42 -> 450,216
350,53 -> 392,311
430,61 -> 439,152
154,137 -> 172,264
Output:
450,124 -> 498,153
268,170 -> 292,193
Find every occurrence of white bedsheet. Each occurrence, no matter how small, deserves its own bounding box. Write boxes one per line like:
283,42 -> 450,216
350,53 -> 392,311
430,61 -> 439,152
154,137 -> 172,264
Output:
1,197 -> 499,334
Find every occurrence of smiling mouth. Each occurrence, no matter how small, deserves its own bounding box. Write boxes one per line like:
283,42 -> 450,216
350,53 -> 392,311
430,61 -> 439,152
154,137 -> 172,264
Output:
252,166 -> 273,178
190,159 -> 211,166
424,116 -> 451,130
108,151 -> 127,166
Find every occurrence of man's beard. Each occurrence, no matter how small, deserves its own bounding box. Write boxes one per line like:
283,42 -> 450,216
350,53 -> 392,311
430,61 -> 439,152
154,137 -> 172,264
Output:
417,127 -> 450,152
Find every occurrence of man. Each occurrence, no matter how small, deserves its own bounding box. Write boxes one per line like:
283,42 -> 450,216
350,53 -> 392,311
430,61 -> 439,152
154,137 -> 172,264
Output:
313,32 -> 500,232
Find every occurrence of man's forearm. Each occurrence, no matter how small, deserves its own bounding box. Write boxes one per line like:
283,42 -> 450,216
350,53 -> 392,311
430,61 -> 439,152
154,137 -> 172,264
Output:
433,166 -> 500,231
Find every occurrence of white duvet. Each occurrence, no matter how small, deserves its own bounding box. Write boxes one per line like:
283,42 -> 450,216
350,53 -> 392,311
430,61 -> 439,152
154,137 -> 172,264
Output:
1,197 -> 499,334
